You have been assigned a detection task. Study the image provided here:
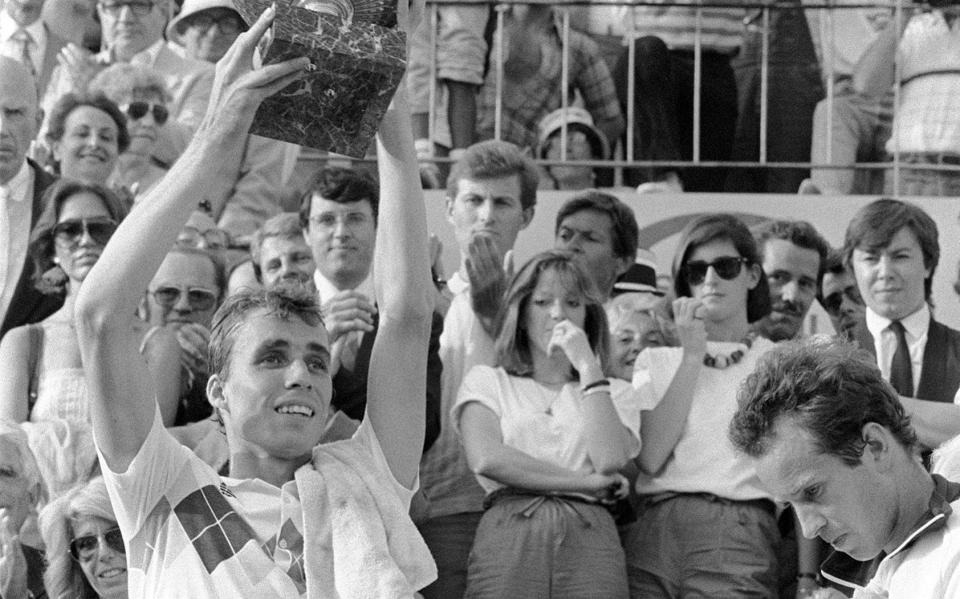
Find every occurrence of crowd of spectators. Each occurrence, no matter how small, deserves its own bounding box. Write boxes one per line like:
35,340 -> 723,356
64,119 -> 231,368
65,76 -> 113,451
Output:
3,0 -> 960,597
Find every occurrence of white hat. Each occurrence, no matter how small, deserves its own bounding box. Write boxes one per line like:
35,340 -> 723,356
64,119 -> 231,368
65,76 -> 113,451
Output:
535,106 -> 609,160
166,0 -> 243,45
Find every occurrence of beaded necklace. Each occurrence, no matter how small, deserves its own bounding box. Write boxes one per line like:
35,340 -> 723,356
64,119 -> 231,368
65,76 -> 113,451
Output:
703,332 -> 758,368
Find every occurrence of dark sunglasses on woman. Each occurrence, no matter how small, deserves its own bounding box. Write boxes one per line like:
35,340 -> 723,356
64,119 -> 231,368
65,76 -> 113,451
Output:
70,527 -> 125,562
53,218 -> 118,246
682,256 -> 750,286
121,101 -> 169,125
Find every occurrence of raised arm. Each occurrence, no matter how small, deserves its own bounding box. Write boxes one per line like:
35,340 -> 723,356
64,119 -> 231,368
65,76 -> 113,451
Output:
74,9 -> 309,472
366,80 -> 435,489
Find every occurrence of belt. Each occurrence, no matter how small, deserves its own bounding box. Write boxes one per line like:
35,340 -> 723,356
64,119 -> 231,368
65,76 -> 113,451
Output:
641,491 -> 777,518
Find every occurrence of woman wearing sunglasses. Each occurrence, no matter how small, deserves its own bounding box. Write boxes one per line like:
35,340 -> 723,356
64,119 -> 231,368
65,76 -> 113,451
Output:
90,64 -> 171,199
454,250 -> 641,598
623,214 -> 781,597
44,93 -> 129,193
0,181 -> 180,439
39,477 -> 127,598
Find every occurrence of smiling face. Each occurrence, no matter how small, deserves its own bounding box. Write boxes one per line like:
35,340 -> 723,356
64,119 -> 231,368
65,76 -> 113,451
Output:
0,437 -> 38,533
684,239 -> 759,324
555,209 -> 631,300
306,196 -> 375,290
72,515 -> 127,599
54,105 -> 120,184
259,235 -> 316,292
755,421 -> 897,562
852,227 -> 930,322
608,309 -> 667,380
53,191 -> 114,284
209,310 -> 333,461
524,267 -> 587,359
447,175 -> 532,260
756,238 -> 822,342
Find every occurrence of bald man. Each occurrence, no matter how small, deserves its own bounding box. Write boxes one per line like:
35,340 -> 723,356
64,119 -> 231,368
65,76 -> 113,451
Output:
0,57 -> 61,340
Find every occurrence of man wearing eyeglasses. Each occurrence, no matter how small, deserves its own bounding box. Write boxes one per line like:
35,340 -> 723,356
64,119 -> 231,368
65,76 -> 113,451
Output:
41,0 -> 215,167
0,57 -> 62,341
0,0 -> 68,96
301,166 -> 442,452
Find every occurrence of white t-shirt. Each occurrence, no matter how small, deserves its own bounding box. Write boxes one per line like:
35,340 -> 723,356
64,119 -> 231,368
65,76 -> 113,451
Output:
452,365 -> 642,494
98,410 -> 412,598
632,337 -> 777,501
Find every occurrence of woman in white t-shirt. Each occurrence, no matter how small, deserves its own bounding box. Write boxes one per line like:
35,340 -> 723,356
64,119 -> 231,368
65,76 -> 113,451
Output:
624,213 -> 781,597
453,249 -> 641,598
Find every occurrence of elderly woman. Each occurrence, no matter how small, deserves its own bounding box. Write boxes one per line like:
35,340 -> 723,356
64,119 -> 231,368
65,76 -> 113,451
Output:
39,477 -> 127,599
0,420 -> 46,599
454,250 -> 641,598
605,295 -> 678,381
89,64 -> 171,198
0,180 -> 179,429
44,93 -> 129,189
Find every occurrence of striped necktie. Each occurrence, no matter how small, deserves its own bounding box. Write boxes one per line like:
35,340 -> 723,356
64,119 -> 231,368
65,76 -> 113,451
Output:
12,28 -> 36,79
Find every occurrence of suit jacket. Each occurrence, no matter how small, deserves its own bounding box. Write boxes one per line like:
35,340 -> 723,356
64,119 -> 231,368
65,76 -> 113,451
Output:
852,315 -> 960,403
332,311 -> 444,452
0,161 -> 62,340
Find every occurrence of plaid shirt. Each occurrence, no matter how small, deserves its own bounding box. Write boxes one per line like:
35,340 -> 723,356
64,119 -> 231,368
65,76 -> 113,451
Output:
476,14 -> 624,151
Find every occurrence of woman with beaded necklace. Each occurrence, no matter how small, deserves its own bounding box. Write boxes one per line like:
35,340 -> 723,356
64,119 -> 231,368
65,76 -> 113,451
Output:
623,213 -> 780,597
454,249 -> 641,598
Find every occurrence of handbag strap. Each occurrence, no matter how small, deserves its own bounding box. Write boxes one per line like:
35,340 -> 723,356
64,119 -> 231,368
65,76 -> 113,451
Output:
26,324 -> 44,413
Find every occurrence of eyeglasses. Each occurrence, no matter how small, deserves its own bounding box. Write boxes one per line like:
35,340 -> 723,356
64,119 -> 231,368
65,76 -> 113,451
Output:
682,257 -> 750,286
98,0 -> 154,16
70,527 -> 125,562
121,102 -> 169,125
151,286 -> 218,311
822,286 -> 864,317
186,12 -> 244,34
53,218 -> 118,246
176,226 -> 231,250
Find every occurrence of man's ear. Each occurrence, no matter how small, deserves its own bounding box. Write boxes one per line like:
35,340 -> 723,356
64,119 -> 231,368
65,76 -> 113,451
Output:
207,373 -> 227,412
520,206 -> 535,230
861,422 -> 894,471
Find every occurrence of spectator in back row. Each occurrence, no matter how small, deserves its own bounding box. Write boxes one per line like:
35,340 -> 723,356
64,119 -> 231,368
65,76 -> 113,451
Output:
819,247 -> 865,339
0,0 -> 68,97
249,212 -> 316,294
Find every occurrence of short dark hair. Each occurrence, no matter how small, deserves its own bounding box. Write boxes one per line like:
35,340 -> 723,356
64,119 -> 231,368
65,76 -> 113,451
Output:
209,288 -> 324,380
672,214 -> 771,323
753,219 -> 830,282
298,166 -> 379,227
730,336 -> 918,465
29,180 -> 129,290
554,190 -> 639,262
494,250 -> 610,377
816,247 -> 847,305
446,140 -> 539,211
250,212 -> 305,281
843,198 -> 939,302
45,92 -> 130,154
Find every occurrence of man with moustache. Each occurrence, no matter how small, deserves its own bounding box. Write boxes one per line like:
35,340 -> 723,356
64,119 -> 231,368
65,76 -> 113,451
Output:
752,219 -> 830,342
301,165 -> 442,449
0,57 -> 62,341
731,337 -> 960,598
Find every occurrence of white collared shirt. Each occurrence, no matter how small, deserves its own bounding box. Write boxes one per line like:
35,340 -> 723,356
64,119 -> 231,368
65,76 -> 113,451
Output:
866,304 -> 930,398
0,161 -> 36,325
0,12 -> 46,76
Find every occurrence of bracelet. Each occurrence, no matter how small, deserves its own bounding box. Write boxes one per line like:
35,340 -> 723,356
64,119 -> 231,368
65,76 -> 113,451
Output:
581,378 -> 610,393
796,572 -> 818,582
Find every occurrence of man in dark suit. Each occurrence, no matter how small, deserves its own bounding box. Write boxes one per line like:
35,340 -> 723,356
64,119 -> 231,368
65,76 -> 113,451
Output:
301,166 -> 442,451
844,198 -> 960,444
0,57 -> 61,341
0,0 -> 68,96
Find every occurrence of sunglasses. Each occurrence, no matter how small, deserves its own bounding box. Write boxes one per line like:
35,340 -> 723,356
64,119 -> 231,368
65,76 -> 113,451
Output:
70,527 -> 125,562
151,286 -> 218,311
121,102 -> 169,125
822,286 -> 864,317
53,218 -> 118,246
682,256 -> 750,286
187,12 -> 244,34
99,0 -> 153,16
